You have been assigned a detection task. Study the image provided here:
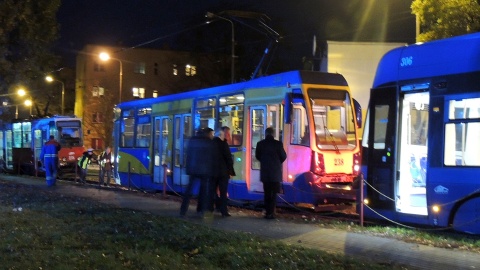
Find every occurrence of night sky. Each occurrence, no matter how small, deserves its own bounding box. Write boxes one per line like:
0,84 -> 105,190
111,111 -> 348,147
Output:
56,0 -> 416,72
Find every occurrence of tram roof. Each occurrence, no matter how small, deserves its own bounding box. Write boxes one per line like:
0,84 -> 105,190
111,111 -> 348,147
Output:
116,70 -> 348,109
373,32 -> 480,88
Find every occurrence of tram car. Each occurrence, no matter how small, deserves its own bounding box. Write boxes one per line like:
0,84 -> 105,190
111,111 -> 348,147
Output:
360,33 -> 480,234
0,116 -> 85,175
112,70 -> 362,208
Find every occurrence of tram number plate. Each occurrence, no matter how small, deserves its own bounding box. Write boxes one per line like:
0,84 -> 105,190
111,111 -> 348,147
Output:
334,158 -> 344,166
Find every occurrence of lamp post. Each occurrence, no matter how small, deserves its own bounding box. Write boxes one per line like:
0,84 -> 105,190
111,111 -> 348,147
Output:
45,75 -> 65,115
99,52 -> 123,103
2,102 -> 19,119
206,12 -> 235,84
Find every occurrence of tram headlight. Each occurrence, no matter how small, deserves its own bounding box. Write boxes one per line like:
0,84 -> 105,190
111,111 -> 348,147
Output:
432,205 -> 440,213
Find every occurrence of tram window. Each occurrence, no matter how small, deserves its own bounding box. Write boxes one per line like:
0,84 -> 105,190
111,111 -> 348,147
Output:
136,115 -> 151,148
308,89 -> 356,150
445,98 -> 480,166
291,104 -> 309,146
219,94 -> 244,145
448,98 -> 480,120
12,122 -> 31,148
122,118 -> 135,147
373,105 -> 389,149
195,98 -> 216,131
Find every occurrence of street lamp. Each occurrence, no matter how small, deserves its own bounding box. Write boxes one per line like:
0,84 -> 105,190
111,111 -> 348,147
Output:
206,12 -> 235,84
18,88 -> 33,115
99,52 -> 123,103
45,75 -> 65,115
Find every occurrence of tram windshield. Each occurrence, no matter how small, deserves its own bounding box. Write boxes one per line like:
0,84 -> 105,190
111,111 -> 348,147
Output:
57,120 -> 83,147
307,89 -> 357,150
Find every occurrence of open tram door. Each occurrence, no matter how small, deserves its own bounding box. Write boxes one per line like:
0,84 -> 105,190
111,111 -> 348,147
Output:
396,85 -> 429,215
365,85 -> 429,215
248,104 -> 282,192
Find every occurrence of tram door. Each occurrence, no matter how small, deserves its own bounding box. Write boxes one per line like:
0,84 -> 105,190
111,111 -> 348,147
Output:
172,114 -> 192,186
153,116 -> 170,183
365,86 -> 397,210
396,89 -> 429,215
249,105 -> 281,192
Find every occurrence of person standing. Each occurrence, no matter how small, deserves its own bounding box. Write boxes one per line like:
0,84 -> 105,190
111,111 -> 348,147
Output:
98,146 -> 113,186
78,148 -> 94,184
180,128 -> 214,218
40,135 -> 61,187
211,128 -> 235,217
255,127 -> 287,219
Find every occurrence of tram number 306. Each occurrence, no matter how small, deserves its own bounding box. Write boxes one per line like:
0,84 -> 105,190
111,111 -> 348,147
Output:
334,158 -> 344,166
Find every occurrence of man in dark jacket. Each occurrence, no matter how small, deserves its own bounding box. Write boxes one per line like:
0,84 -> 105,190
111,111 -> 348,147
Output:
180,128 -> 214,218
210,128 -> 235,217
255,127 -> 287,219
40,135 -> 61,187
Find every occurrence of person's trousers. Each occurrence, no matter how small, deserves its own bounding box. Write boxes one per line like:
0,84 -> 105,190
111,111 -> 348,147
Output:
211,176 -> 229,214
99,168 -> 112,185
180,175 -> 209,216
263,181 -> 281,216
44,157 -> 58,187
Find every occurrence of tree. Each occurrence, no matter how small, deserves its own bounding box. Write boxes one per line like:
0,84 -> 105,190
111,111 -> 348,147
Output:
0,0 -> 60,119
412,0 -> 480,42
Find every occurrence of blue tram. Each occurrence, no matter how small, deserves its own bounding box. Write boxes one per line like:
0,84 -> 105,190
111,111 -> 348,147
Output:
360,33 -> 480,234
112,70 -> 362,208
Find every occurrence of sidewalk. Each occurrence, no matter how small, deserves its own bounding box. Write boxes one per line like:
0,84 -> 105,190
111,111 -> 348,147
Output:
2,175 -> 479,270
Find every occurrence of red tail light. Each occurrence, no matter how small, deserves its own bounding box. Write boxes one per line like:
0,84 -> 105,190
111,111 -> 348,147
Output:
352,152 -> 361,175
312,151 -> 325,175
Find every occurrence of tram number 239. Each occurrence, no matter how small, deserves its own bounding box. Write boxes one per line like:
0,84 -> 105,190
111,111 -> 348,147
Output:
334,158 -> 344,166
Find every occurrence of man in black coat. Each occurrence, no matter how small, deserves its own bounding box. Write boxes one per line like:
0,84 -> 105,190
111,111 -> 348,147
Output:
180,128 -> 214,218
210,128 -> 235,217
255,127 -> 287,219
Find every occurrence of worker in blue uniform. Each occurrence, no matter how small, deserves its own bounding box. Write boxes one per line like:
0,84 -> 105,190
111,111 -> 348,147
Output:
40,135 -> 61,186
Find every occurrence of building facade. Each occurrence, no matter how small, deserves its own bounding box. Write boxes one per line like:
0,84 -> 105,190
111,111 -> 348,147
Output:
75,45 -> 228,149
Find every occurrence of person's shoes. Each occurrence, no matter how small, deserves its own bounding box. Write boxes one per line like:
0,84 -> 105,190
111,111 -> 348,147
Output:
264,214 -> 275,220
221,212 -> 231,217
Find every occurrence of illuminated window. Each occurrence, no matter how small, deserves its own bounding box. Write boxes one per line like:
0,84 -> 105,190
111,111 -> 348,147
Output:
92,86 -> 105,97
153,90 -> 158,98
218,94 -> 244,146
173,64 -> 178,76
195,98 -> 216,130
185,65 -> 196,76
444,97 -> 480,166
132,87 -> 145,98
134,62 -> 146,74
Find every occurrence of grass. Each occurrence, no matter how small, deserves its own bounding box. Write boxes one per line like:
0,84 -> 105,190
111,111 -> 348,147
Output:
282,210 -> 480,254
0,181 -> 404,270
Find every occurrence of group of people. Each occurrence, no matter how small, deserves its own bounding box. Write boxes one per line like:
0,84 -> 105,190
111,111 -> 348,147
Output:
77,146 -> 113,186
41,125 -> 287,220
180,126 -> 236,218
40,135 -> 113,187
181,126 -> 287,220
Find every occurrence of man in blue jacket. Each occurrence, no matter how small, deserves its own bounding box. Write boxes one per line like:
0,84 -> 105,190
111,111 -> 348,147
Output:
255,127 -> 287,219
40,135 -> 61,187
